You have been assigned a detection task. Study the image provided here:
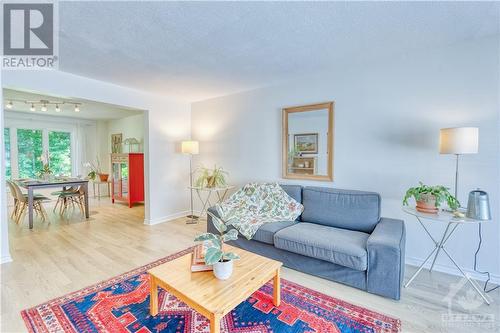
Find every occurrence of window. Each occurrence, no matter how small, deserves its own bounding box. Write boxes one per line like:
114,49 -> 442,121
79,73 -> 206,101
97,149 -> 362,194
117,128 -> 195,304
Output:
17,129 -> 43,178
4,128 -> 11,179
49,131 -> 72,176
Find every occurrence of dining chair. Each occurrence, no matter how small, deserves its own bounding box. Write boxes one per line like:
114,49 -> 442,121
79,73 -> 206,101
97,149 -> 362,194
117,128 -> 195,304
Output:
8,180 -> 50,224
57,186 -> 85,216
6,181 -> 20,220
52,187 -> 78,213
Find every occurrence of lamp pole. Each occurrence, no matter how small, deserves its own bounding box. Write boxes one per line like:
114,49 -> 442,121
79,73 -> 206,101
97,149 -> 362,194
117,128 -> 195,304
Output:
186,153 -> 198,224
454,154 -> 459,199
182,140 -> 199,225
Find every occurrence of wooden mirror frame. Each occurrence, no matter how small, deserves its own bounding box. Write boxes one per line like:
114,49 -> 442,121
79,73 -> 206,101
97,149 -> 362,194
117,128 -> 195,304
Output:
282,101 -> 334,181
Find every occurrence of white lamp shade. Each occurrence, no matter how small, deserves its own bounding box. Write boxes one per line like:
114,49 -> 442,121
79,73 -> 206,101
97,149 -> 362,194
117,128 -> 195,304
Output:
439,127 -> 478,154
181,140 -> 199,155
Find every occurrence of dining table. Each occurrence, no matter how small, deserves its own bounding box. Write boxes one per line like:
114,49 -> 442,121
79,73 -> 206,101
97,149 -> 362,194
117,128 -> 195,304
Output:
16,178 -> 90,229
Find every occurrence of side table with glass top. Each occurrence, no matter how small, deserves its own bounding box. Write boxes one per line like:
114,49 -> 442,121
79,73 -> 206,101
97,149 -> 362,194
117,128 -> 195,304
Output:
189,186 -> 235,218
402,206 -> 491,305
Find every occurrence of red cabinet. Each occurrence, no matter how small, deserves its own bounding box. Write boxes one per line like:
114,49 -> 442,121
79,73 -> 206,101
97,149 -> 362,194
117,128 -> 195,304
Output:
111,153 -> 144,207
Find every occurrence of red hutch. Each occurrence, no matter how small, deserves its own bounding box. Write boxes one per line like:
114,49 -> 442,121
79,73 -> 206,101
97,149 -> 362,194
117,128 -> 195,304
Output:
111,153 -> 144,207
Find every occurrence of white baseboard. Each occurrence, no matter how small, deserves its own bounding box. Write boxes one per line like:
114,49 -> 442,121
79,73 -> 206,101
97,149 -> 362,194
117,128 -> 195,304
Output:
406,256 -> 500,285
144,211 -> 192,225
1,254 -> 13,264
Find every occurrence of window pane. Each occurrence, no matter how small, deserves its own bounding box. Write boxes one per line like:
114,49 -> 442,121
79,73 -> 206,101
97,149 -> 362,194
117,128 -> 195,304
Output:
4,128 -> 11,179
17,129 -> 43,178
49,131 -> 72,176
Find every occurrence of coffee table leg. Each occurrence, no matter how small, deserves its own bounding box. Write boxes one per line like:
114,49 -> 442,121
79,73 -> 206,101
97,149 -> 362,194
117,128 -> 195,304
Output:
210,313 -> 221,333
273,268 -> 281,306
150,276 -> 158,316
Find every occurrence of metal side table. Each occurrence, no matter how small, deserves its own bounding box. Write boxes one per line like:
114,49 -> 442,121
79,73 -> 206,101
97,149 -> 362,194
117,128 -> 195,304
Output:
403,206 -> 491,305
189,186 -> 234,217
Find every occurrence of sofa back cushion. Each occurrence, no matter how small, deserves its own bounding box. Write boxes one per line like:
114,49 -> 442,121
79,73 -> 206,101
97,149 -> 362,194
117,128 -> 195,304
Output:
279,184 -> 303,221
301,187 -> 380,233
279,184 -> 302,204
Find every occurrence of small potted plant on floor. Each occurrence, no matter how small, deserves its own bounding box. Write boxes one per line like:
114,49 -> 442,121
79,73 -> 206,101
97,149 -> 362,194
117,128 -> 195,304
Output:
403,182 -> 460,214
194,211 -> 240,280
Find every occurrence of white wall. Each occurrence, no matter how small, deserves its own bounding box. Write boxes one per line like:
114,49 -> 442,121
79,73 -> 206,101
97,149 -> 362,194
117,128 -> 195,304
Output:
0,81 -> 11,263
192,36 -> 500,282
95,113 -> 146,174
1,70 -> 192,260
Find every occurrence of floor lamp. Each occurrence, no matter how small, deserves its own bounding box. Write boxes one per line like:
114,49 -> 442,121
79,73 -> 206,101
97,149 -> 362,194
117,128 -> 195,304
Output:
182,140 -> 199,224
439,127 -> 479,199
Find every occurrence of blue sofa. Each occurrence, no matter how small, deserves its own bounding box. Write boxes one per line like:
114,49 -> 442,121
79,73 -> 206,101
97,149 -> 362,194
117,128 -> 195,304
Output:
207,185 -> 406,300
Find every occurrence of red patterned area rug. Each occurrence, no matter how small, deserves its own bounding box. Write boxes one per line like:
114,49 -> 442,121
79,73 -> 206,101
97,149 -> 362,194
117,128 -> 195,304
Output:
22,247 -> 401,333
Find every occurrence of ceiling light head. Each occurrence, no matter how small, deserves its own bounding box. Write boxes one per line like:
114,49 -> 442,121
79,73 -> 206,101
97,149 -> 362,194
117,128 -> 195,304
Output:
6,101 -> 13,109
74,104 -> 80,112
55,104 -> 61,112
41,104 -> 47,112
30,104 -> 36,112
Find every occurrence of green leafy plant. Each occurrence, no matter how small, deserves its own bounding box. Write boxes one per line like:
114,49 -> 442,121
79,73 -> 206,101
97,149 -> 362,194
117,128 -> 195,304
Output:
403,182 -> 460,210
84,156 -> 102,180
194,211 -> 240,265
38,150 -> 52,178
195,165 -> 228,188
37,163 -> 52,178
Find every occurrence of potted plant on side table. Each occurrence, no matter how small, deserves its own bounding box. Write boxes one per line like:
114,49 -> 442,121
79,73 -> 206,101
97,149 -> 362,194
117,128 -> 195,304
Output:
403,182 -> 460,214
195,165 -> 228,188
194,211 -> 240,280
84,157 -> 109,182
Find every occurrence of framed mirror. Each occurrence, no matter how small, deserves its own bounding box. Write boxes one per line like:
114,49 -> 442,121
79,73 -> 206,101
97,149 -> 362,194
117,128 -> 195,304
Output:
282,102 -> 334,181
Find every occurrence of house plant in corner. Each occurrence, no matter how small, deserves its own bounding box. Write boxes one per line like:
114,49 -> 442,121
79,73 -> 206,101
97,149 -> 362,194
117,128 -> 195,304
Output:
403,182 -> 460,214
194,211 -> 240,280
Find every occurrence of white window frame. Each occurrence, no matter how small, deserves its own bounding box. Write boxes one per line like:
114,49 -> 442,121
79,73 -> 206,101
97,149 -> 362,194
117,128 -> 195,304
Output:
5,116 -> 78,179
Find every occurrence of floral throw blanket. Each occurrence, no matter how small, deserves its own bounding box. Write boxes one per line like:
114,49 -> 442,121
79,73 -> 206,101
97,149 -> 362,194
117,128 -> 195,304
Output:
215,183 -> 304,240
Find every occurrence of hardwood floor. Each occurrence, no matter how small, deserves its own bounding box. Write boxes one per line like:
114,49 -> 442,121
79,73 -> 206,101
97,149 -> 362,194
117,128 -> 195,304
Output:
1,198 -> 499,332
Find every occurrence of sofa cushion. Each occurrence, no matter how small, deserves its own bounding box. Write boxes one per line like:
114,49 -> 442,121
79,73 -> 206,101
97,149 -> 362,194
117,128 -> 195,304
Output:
279,184 -> 303,221
274,223 -> 369,271
279,184 -> 302,204
253,221 -> 298,245
301,187 -> 381,233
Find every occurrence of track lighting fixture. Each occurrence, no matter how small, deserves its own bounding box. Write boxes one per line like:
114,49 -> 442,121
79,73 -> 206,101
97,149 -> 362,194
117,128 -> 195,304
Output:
3,99 -> 82,113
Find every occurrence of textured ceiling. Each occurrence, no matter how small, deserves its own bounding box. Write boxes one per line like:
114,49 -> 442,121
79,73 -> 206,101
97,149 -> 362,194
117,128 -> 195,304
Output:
3,89 -> 143,120
58,1 -> 500,102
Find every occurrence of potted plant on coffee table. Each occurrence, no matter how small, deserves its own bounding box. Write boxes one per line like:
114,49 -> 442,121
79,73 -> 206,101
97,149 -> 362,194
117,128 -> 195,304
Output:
194,211 -> 240,280
403,182 -> 460,214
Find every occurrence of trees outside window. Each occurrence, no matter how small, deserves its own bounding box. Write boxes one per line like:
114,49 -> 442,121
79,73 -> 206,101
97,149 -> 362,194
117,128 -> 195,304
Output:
5,127 -> 74,179
49,131 -> 72,176
17,129 -> 43,178
4,128 -> 11,179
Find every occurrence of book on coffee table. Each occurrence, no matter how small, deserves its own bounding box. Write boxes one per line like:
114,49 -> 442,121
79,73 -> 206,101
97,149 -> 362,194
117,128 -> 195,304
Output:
191,243 -> 212,272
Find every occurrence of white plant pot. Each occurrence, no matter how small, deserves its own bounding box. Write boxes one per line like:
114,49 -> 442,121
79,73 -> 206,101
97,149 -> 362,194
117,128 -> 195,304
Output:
213,260 -> 233,280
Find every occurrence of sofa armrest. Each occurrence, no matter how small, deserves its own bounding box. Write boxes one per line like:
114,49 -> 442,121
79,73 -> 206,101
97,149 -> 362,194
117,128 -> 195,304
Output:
366,217 -> 406,300
206,207 -> 220,234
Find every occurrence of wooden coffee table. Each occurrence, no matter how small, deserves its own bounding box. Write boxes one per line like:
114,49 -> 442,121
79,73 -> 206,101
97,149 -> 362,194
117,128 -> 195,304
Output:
148,245 -> 282,333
